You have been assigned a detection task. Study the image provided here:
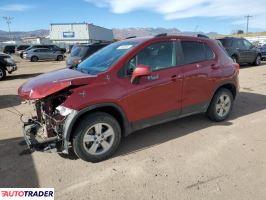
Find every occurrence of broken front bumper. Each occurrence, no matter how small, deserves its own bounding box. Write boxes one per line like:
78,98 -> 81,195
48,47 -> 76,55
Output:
22,110 -> 78,154
23,120 -> 60,153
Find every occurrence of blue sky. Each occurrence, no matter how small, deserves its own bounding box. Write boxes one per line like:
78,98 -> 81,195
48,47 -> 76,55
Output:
0,0 -> 265,34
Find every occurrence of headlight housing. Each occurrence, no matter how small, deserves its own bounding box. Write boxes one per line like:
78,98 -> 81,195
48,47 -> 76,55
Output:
56,105 -> 75,116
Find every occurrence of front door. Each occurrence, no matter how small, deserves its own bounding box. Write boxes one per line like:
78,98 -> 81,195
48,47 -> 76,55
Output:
119,41 -> 183,128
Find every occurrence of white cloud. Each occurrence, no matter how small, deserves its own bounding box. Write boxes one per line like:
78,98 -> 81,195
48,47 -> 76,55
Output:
0,4 -> 31,11
86,0 -> 266,29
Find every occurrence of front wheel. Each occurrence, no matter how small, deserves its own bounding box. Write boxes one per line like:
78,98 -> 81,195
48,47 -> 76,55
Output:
56,55 -> 63,61
0,68 -> 6,81
207,88 -> 234,122
73,112 -> 121,162
31,56 -> 38,62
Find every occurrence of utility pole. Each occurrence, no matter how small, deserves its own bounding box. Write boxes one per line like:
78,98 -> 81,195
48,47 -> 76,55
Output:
244,15 -> 252,34
2,16 -> 14,41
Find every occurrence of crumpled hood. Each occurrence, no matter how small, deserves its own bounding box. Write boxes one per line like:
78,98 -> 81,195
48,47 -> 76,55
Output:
18,68 -> 95,100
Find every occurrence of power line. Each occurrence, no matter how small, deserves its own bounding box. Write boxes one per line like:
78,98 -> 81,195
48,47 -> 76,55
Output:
2,16 -> 14,41
244,15 -> 252,34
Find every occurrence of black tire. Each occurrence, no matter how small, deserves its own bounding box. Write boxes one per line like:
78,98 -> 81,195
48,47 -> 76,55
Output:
0,67 -> 6,81
207,88 -> 234,122
253,54 -> 261,66
231,55 -> 239,64
57,55 -> 63,61
72,112 -> 121,162
31,56 -> 38,62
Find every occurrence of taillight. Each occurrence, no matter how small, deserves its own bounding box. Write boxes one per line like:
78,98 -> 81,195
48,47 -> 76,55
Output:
73,59 -> 81,64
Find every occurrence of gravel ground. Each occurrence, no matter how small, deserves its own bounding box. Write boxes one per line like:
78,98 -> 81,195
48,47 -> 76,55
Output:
0,57 -> 266,200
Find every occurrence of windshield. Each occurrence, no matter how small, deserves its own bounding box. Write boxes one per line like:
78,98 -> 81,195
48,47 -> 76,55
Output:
77,41 -> 138,75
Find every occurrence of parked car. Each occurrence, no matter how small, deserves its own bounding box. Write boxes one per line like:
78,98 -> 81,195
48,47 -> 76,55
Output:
258,44 -> 266,60
0,53 -> 17,80
218,37 -> 262,66
15,45 -> 31,58
23,48 -> 64,62
18,34 -> 239,162
22,45 -> 66,57
66,43 -> 110,68
3,45 -> 16,54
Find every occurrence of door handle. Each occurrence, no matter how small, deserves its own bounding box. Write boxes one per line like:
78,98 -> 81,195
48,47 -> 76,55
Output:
171,75 -> 177,81
211,64 -> 219,70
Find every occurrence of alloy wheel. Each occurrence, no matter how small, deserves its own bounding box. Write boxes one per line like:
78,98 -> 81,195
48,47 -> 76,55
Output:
256,55 -> 261,65
216,94 -> 231,118
82,123 -> 115,155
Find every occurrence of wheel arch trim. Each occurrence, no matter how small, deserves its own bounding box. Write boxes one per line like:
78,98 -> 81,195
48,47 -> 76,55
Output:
62,103 -> 131,153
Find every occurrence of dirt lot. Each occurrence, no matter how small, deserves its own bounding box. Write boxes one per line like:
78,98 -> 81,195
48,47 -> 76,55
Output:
0,57 -> 266,200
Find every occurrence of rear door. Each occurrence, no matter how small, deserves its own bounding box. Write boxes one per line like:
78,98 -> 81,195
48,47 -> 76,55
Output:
180,40 -> 216,114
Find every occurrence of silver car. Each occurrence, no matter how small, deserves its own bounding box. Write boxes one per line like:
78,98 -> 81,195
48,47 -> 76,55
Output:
23,48 -> 64,62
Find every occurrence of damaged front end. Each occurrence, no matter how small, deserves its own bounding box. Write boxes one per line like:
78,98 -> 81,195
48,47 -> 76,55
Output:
22,91 -> 76,153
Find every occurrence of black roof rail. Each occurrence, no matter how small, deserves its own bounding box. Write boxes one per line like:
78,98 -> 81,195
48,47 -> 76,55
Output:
155,33 -> 167,37
197,34 -> 209,39
125,36 -> 136,39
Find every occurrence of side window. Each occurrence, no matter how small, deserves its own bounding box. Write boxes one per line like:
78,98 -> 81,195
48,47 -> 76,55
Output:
233,39 -> 245,49
126,41 -> 176,75
243,40 -> 252,49
181,41 -> 205,64
204,44 -> 215,60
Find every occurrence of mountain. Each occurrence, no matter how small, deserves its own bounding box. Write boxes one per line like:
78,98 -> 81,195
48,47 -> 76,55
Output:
112,27 -> 182,39
0,28 -> 219,42
0,29 -> 49,41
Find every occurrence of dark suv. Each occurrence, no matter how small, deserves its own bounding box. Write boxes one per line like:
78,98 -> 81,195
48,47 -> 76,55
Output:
0,53 -> 17,80
66,43 -> 110,68
218,37 -> 262,66
3,45 -> 16,54
18,34 -> 239,162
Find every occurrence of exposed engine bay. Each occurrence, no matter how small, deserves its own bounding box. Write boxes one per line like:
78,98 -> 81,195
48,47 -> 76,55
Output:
23,91 -> 71,152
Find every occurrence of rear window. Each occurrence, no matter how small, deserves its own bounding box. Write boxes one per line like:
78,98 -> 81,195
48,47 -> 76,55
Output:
218,39 -> 232,48
70,46 -> 88,57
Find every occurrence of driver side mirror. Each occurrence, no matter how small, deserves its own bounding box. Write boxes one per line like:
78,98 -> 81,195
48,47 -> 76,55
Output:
131,64 -> 151,84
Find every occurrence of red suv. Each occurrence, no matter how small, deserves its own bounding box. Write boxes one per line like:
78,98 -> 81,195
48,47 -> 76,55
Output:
18,34 -> 239,162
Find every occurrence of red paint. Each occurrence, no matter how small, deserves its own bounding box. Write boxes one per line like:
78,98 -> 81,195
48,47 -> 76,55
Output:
18,35 -> 239,123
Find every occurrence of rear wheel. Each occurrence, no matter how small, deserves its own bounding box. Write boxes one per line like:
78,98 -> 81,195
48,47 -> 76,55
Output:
57,55 -> 63,61
253,54 -> 261,66
207,88 -> 233,122
0,67 -> 6,81
73,112 -> 121,162
31,56 -> 38,62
